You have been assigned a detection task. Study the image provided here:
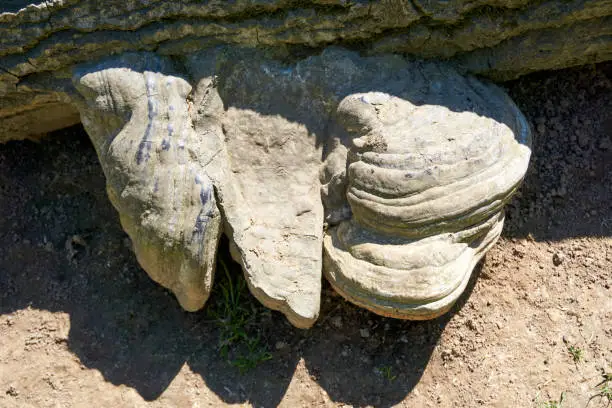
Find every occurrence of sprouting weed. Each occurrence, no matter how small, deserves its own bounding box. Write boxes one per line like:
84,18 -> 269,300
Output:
207,256 -> 272,373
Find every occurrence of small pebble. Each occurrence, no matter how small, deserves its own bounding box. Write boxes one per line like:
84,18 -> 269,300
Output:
123,237 -> 133,251
330,316 -> 343,329
6,385 -> 18,397
360,328 -> 370,338
536,123 -> 546,134
578,132 -> 591,148
552,251 -> 566,266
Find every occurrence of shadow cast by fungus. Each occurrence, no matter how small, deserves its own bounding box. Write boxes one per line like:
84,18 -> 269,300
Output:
1,60 -> 610,406
0,125 -> 478,407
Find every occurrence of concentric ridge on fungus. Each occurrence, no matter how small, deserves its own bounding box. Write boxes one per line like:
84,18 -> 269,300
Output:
322,90 -> 531,319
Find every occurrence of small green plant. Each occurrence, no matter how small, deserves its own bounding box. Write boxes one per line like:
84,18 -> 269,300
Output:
536,391 -> 565,408
567,345 -> 583,363
587,372 -> 612,407
230,336 -> 273,373
377,366 -> 397,382
207,256 -> 272,373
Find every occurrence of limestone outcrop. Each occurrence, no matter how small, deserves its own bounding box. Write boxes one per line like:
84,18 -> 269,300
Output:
0,0 -> 611,141
54,48 -> 531,327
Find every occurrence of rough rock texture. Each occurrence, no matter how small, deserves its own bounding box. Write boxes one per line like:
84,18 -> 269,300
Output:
1,0 -> 611,141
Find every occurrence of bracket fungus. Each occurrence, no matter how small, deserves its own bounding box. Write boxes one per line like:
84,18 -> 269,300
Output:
70,48 -> 531,327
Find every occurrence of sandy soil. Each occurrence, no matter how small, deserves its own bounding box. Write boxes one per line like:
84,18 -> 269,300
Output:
0,62 -> 610,408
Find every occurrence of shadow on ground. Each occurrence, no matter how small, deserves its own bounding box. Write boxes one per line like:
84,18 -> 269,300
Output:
0,125 -> 477,407
502,62 -> 611,241
0,62 -> 610,407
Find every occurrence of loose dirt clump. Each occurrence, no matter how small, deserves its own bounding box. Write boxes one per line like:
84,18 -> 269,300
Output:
0,62 -> 610,408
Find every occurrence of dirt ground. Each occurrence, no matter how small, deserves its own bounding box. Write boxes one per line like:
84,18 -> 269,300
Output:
0,62 -> 610,408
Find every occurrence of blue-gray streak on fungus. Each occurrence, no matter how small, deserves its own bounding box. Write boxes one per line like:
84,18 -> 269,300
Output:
136,72 -> 158,165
